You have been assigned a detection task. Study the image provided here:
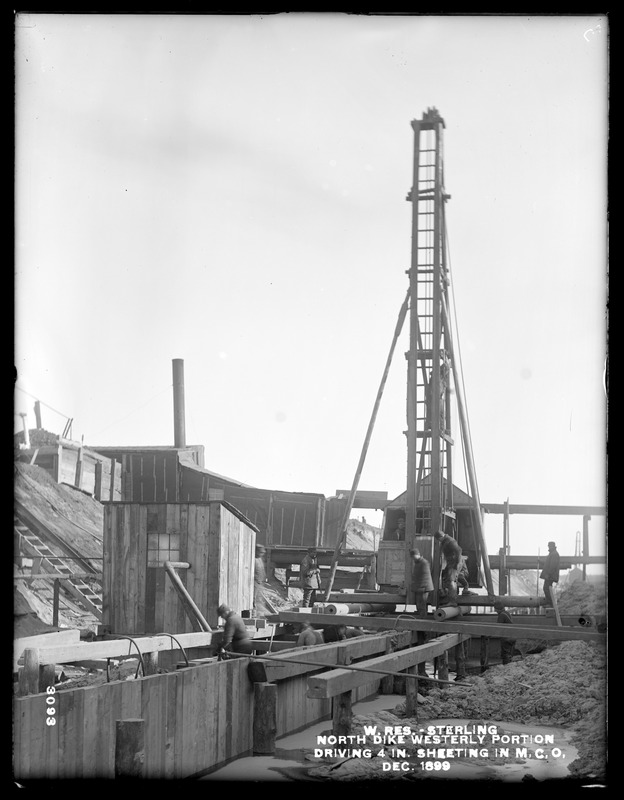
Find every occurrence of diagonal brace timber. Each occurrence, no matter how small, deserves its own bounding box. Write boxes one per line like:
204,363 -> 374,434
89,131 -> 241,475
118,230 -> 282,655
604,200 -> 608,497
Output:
307,633 -> 468,698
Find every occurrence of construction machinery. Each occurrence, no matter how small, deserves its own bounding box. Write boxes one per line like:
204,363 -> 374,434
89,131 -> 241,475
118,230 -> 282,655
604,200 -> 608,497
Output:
326,109 -> 494,607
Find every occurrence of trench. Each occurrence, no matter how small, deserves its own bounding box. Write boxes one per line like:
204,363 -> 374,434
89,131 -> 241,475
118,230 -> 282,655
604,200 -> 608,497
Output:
199,693 -> 579,783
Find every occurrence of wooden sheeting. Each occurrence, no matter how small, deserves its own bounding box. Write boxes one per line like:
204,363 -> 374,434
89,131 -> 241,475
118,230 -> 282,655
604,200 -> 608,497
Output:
13,657 -> 254,780
13,634 -> 409,779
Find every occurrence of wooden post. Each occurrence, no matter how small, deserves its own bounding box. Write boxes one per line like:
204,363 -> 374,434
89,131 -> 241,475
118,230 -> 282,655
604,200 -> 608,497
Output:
253,682 -> 277,755
437,651 -> 449,682
114,719 -> 145,778
109,458 -> 117,501
454,641 -> 466,680
54,445 -> 63,482
499,547 -> 507,596
380,636 -> 395,694
94,461 -> 103,501
333,641 -> 353,734
551,590 -> 563,627
164,561 -> 212,632
501,497 -> 510,595
74,447 -> 84,489
52,579 -> 60,627
38,663 -> 56,693
18,648 -> 40,696
582,514 -> 591,581
480,637 -> 490,673
333,690 -> 353,735
405,665 -> 418,719
143,651 -> 159,675
123,455 -> 132,501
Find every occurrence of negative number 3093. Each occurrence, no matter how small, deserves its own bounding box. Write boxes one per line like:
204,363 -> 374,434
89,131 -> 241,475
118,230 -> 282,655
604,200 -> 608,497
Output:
45,686 -> 56,726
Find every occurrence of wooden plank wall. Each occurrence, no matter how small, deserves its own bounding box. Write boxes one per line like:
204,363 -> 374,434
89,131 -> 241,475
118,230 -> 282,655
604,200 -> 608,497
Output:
26,447 -> 122,500
271,492 -> 320,547
182,503 -> 211,633
13,657 -> 254,780
103,504 -> 147,634
274,672 -> 379,737
212,505 -> 255,626
104,502 -> 256,635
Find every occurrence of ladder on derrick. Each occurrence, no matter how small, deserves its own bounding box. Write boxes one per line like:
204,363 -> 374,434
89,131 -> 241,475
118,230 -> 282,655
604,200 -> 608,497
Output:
14,516 -> 103,619
405,109 -> 456,598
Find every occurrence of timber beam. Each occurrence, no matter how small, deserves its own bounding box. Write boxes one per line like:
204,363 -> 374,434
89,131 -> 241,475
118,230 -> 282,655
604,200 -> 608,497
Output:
258,631 -> 413,682
328,593 -> 550,607
271,612 -> 605,643
482,503 -> 605,516
327,593 -> 406,604
22,631 -> 215,666
456,595 -> 545,607
307,634 -> 468,699
489,555 -> 605,569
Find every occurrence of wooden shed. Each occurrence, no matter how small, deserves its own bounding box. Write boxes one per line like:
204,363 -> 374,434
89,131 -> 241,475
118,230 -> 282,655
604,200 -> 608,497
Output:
102,501 -> 257,634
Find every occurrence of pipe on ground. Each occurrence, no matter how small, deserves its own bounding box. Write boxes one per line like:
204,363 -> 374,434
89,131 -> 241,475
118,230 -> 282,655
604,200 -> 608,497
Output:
325,603 -> 394,615
434,606 -> 462,621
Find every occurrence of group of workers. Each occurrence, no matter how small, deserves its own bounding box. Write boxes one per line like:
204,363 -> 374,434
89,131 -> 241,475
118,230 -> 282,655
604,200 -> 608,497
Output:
218,523 -> 562,668
407,527 -> 475,612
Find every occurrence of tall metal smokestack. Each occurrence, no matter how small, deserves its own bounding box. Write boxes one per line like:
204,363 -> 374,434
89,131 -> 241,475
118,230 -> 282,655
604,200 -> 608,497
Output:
172,359 -> 186,448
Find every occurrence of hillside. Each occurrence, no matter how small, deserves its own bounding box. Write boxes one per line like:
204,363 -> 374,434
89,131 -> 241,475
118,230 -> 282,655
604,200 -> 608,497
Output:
345,519 -> 381,551
14,461 -> 105,636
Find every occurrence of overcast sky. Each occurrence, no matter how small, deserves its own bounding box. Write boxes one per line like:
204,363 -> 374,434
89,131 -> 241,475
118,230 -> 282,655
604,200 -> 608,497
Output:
15,13 -> 608,561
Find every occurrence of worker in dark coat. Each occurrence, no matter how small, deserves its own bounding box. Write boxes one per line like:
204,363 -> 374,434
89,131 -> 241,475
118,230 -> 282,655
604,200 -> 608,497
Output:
410,548 -> 434,678
322,625 -> 348,643
540,541 -> 561,607
494,602 -> 515,664
297,622 -> 323,647
300,547 -> 322,607
410,549 -> 434,616
434,531 -> 463,568
217,604 -> 253,654
434,531 -> 462,607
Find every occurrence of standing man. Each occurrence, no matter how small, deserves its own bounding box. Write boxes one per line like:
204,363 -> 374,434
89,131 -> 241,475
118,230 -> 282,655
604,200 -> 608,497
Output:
434,530 -> 463,607
410,548 -> 434,678
254,544 -> 268,617
410,549 -> 434,617
457,554 -> 477,596
540,541 -> 561,607
300,547 -> 322,608
217,604 -> 253,655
